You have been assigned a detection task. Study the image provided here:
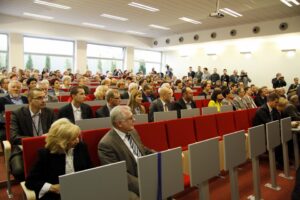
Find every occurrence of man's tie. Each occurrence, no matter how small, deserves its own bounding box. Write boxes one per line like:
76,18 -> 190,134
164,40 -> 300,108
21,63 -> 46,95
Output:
164,104 -> 168,112
126,134 -> 142,157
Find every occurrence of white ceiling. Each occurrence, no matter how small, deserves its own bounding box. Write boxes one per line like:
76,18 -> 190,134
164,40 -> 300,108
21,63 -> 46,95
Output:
0,0 -> 299,38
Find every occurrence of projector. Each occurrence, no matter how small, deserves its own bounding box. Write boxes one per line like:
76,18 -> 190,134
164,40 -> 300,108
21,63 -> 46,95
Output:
209,12 -> 224,18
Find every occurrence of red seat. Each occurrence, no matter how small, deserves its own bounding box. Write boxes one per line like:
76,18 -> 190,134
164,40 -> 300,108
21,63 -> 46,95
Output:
142,102 -> 151,113
91,105 -> 102,117
165,118 -> 196,150
173,93 -> 182,101
215,112 -> 236,137
201,99 -> 210,107
234,110 -> 250,131
247,108 -> 258,127
81,128 -> 109,167
194,115 -> 218,141
5,111 -> 12,140
22,136 -> 46,177
134,121 -> 169,151
195,100 -> 202,109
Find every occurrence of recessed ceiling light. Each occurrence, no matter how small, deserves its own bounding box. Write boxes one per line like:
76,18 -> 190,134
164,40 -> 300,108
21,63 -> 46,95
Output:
34,0 -> 71,10
82,22 -> 105,29
219,8 -> 242,17
23,12 -> 54,20
179,17 -> 201,24
100,13 -> 128,21
280,0 -> 299,7
128,2 -> 159,12
149,24 -> 170,30
126,30 -> 146,35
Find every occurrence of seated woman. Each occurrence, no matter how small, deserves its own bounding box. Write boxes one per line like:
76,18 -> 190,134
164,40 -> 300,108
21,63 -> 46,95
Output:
49,78 -> 63,96
94,85 -> 109,100
61,75 -> 72,90
128,90 -> 146,114
208,88 -> 224,112
25,118 -> 91,200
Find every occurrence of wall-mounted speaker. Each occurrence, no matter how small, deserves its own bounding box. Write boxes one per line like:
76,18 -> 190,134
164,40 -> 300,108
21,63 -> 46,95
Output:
194,34 -> 199,41
230,29 -> 237,36
252,26 -> 260,34
211,32 -> 217,39
279,22 -> 288,31
166,38 -> 170,44
153,41 -> 158,46
179,36 -> 184,43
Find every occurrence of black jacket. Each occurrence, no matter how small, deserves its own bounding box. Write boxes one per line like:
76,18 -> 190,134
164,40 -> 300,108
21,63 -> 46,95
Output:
95,105 -> 110,118
174,98 -> 196,118
57,103 -> 93,123
252,104 -> 281,126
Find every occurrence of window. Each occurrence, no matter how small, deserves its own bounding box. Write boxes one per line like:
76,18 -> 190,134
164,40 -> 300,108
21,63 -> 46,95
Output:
134,49 -> 162,75
0,34 -> 8,69
23,36 -> 74,72
87,44 -> 124,74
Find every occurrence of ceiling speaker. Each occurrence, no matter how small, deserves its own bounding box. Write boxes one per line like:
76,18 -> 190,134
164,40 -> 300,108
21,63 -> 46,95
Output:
153,41 -> 158,46
279,22 -> 288,31
166,38 -> 170,44
253,26 -> 260,34
230,29 -> 237,36
179,36 -> 184,43
211,32 -> 217,39
194,34 -> 199,41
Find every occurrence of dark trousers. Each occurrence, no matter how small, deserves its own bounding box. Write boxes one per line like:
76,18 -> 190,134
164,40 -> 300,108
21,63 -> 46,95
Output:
10,152 -> 25,181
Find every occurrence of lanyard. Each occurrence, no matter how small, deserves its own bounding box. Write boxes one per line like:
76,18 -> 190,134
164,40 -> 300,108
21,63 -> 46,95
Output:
32,114 -> 42,136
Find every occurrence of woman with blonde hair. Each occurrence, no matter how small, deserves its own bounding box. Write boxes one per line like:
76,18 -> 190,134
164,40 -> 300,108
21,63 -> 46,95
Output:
128,90 -> 146,114
94,85 -> 109,100
25,118 -> 91,200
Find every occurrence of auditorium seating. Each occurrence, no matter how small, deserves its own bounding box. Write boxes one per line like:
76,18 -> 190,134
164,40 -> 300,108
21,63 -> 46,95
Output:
234,110 -> 250,131
248,108 -> 258,127
194,115 -> 218,141
216,112 -> 236,137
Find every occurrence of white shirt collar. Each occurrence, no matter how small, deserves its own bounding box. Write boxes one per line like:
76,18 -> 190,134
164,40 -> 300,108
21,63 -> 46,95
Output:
114,127 -> 127,141
266,103 -> 272,112
71,103 -> 81,112
29,107 -> 41,117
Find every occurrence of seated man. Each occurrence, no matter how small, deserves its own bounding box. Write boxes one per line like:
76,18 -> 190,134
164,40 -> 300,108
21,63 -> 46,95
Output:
98,105 -> 154,198
0,80 -> 28,140
37,80 -> 58,103
95,89 -> 121,118
10,88 -> 55,180
58,86 -> 93,123
141,84 -> 156,103
149,87 -> 174,122
0,77 -> 9,93
284,95 -> 300,121
174,87 -> 196,118
252,92 -> 280,126
232,88 -> 248,110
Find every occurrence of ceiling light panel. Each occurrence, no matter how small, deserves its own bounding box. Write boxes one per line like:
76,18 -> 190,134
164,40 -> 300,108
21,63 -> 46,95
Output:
179,17 -> 201,24
100,13 -> 128,21
219,8 -> 242,17
126,30 -> 146,35
149,24 -> 170,30
280,0 -> 299,7
82,22 -> 105,28
128,2 -> 159,12
34,0 -> 71,10
23,12 -> 54,19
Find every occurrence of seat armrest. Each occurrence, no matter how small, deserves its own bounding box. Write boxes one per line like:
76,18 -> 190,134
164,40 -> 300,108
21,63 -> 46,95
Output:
20,181 -> 36,200
3,140 -> 11,167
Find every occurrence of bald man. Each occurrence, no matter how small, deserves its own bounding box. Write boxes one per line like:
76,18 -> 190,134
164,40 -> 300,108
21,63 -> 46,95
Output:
148,87 -> 174,122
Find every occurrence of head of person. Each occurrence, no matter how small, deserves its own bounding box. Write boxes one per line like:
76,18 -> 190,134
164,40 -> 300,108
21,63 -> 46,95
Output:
182,87 -> 193,102
106,89 -> 121,108
237,88 -> 245,98
267,92 -> 280,109
222,88 -> 234,100
230,84 -> 238,93
233,70 -> 238,75
94,85 -> 109,100
175,79 -> 183,90
8,80 -> 22,98
77,76 -> 85,86
202,82 -> 211,92
0,78 -> 9,91
49,78 -> 60,90
128,90 -> 143,108
223,69 -> 227,74
111,106 -> 135,132
238,82 -> 244,89
213,68 -> 217,73
203,67 -> 208,73
276,97 -> 288,113
189,66 -> 193,72
258,86 -> 268,97
211,88 -> 223,102
290,95 -> 300,106
142,84 -> 153,96
244,86 -> 253,96
37,80 -> 50,96
159,87 -> 172,103
28,88 -> 46,111
116,80 -> 126,89
45,118 -> 80,154
26,77 -> 37,90
128,82 -> 138,94
62,75 -> 71,87
294,77 -> 299,85
70,86 -> 86,105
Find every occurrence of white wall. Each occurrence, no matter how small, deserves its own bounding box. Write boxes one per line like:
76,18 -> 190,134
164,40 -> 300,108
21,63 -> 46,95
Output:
162,33 -> 300,88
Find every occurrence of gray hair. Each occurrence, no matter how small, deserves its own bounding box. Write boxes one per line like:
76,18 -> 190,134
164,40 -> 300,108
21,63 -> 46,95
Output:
62,75 -> 71,82
128,82 -> 138,92
110,105 -> 131,126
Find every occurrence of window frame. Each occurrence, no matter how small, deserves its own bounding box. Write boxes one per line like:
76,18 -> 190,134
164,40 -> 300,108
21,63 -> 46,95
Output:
134,48 -> 162,73
0,33 -> 9,69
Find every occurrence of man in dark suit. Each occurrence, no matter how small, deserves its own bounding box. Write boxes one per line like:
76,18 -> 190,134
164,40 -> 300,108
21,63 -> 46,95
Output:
0,77 -> 9,93
284,95 -> 300,121
98,105 -> 154,198
174,87 -> 196,118
141,84 -> 156,103
95,89 -> 121,118
254,86 -> 268,107
187,66 -> 195,79
0,80 -> 28,140
149,87 -> 174,122
58,86 -> 93,123
10,88 -> 55,180
252,92 -> 280,126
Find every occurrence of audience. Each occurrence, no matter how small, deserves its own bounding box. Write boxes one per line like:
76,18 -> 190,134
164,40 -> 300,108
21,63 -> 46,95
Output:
37,80 -> 58,103
174,87 -> 196,118
95,89 -> 121,118
94,85 -> 109,100
284,95 -> 300,121
243,87 -> 257,109
208,88 -> 223,112
232,88 -> 248,110
127,90 -> 146,115
25,118 -> 91,200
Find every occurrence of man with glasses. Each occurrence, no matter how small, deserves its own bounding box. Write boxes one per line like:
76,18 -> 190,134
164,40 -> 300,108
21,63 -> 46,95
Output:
10,88 -> 55,180
0,80 -> 28,140
95,89 -> 121,118
98,105 -> 154,199
0,77 -> 9,93
58,86 -> 93,123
